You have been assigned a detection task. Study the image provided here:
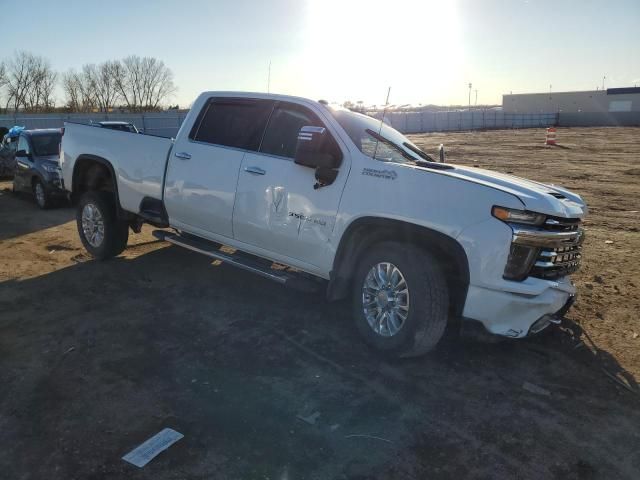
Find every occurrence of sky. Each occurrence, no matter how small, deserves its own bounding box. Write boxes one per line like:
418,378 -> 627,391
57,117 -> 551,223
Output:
2,0 -> 639,107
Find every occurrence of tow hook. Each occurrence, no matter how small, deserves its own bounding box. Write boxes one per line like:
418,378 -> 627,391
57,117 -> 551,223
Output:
529,295 -> 575,334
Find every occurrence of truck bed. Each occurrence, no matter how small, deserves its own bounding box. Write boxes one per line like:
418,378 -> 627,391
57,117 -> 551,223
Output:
61,123 -> 173,213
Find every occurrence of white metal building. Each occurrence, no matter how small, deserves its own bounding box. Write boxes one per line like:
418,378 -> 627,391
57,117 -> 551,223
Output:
502,87 -> 640,114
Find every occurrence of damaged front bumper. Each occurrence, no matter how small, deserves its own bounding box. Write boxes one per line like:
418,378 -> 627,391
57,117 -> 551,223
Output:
527,294 -> 575,335
462,276 -> 576,338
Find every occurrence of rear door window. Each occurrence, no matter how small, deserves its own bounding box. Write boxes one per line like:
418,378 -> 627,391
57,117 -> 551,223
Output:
190,98 -> 273,151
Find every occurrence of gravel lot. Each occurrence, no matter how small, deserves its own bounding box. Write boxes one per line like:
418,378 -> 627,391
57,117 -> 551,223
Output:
1,127 -> 639,479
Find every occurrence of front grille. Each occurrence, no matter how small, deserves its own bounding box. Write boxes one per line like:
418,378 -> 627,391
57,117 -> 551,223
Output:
510,216 -> 584,281
531,217 -> 583,280
530,244 -> 582,279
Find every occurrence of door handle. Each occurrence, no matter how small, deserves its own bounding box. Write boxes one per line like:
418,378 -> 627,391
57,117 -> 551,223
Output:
244,166 -> 266,175
174,151 -> 191,160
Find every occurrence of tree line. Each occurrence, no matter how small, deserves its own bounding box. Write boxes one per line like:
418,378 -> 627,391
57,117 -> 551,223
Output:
0,51 -> 176,114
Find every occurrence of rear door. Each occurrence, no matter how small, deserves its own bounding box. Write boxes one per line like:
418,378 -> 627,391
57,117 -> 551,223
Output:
164,97 -> 273,239
233,101 -> 348,268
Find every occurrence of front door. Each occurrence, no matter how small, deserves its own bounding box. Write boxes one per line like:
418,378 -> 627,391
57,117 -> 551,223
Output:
14,135 -> 32,191
164,97 -> 274,239
233,101 -> 348,268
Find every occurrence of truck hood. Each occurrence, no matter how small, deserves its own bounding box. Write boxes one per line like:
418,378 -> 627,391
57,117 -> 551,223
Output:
422,164 -> 587,218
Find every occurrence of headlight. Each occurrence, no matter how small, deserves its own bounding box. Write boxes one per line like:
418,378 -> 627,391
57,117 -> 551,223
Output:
493,206 -> 545,281
492,206 -> 546,226
43,164 -> 61,174
503,244 -> 539,281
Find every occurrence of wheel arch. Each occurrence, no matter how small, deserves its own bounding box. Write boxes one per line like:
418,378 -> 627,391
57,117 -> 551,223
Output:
327,216 -> 470,321
30,172 -> 46,187
71,155 -> 121,211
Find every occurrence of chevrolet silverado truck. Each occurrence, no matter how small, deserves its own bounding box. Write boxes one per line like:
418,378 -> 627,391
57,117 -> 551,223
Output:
60,92 -> 586,357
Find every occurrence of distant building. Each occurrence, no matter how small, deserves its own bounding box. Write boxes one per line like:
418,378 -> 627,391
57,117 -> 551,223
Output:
502,87 -> 640,113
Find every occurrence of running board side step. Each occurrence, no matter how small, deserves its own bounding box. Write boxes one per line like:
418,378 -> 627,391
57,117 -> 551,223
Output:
152,230 -> 321,292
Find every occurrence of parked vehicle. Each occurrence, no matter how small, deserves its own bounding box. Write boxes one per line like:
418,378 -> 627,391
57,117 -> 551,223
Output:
13,128 -> 65,209
97,121 -> 139,134
61,92 -> 587,357
0,126 -> 24,178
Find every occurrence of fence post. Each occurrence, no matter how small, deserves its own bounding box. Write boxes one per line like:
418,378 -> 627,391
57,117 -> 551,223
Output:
142,114 -> 147,133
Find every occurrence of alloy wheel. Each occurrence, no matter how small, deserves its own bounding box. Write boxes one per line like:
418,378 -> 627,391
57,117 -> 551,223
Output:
81,203 -> 105,247
361,262 -> 410,337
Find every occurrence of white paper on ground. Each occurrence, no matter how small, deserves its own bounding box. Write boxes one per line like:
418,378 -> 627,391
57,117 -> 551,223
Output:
122,428 -> 184,468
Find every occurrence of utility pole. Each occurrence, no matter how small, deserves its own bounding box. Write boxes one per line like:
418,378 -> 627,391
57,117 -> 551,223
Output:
602,75 -> 606,91
468,83 -> 472,110
474,89 -> 478,106
267,61 -> 271,93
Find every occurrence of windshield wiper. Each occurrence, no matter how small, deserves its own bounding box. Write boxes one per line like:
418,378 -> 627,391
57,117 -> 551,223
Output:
365,129 -> 418,162
402,142 -> 435,162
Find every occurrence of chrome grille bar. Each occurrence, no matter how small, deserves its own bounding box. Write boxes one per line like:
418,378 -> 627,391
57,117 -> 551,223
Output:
509,218 -> 584,280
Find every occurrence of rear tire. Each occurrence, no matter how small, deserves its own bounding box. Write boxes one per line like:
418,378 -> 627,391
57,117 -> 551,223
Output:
352,242 -> 449,357
77,191 -> 129,259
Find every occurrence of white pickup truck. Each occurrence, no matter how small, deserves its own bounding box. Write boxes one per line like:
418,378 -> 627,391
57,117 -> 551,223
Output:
61,92 -> 586,357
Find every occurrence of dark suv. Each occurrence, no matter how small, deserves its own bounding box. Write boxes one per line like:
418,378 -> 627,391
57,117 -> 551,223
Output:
98,121 -> 139,133
13,129 -> 66,209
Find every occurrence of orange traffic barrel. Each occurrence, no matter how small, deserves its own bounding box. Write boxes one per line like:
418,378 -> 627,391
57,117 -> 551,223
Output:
545,127 -> 557,145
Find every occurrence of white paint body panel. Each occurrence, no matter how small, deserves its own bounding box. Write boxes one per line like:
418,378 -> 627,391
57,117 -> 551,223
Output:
60,123 -> 172,213
164,141 -> 242,239
61,91 -> 588,338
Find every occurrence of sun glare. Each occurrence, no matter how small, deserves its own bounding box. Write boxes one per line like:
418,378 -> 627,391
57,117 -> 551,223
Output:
301,0 -> 464,106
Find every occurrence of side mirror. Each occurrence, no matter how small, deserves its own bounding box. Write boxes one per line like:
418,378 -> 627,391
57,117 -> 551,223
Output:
294,126 -> 341,169
16,149 -> 28,158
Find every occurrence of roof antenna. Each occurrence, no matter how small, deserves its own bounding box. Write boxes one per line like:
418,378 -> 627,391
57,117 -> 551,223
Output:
372,86 -> 391,160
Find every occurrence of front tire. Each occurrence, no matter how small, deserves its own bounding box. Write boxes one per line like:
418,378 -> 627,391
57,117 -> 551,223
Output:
33,179 -> 50,209
352,242 -> 449,357
76,191 -> 129,259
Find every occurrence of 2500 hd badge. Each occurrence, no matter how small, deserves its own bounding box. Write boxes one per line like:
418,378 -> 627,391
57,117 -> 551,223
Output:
288,211 -> 327,227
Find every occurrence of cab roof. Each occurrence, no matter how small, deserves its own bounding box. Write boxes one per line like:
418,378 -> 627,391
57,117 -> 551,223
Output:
23,128 -> 63,137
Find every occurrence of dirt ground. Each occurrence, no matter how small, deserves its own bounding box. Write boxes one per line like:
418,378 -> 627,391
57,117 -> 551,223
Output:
1,127 -> 639,479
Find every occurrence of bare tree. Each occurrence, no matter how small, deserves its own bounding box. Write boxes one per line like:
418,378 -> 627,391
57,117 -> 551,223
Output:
4,52 -> 57,112
82,61 -> 120,112
5,51 -> 39,111
114,56 -> 175,111
110,60 -> 134,110
0,61 -> 6,91
62,70 -> 82,111
0,62 -> 6,112
139,57 -> 176,110
3,52 -> 176,113
25,57 -> 57,112
63,69 -> 100,112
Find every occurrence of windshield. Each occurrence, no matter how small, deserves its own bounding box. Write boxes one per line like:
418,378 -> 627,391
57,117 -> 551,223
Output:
31,133 -> 62,156
330,108 -> 433,164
